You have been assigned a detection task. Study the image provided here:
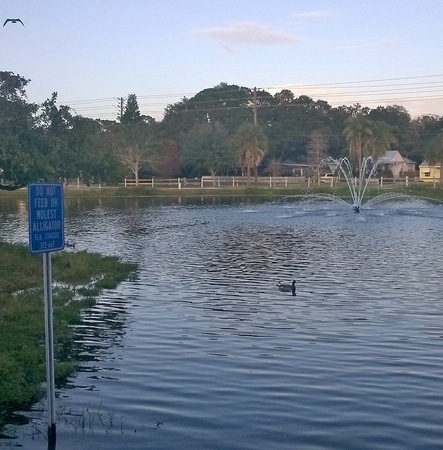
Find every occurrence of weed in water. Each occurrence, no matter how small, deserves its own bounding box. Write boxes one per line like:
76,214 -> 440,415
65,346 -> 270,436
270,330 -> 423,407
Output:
0,241 -> 136,431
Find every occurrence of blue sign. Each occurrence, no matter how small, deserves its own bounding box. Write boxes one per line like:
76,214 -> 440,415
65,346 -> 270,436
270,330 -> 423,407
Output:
28,183 -> 65,254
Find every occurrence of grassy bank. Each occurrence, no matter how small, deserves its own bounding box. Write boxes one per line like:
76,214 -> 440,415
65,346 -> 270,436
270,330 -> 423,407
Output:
0,242 -> 136,430
1,182 -> 442,202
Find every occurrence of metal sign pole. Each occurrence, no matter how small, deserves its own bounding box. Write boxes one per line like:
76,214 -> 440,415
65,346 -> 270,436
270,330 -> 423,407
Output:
43,251 -> 56,446
27,182 -> 65,447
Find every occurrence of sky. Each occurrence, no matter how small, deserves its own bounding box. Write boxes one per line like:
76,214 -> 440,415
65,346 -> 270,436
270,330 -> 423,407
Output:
2,0 -> 443,121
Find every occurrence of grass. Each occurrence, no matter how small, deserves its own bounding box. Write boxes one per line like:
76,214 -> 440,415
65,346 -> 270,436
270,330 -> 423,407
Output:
0,242 -> 136,430
1,182 -> 442,202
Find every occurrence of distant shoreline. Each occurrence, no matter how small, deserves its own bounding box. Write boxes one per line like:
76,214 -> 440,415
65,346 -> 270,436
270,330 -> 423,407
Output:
1,183 -> 442,202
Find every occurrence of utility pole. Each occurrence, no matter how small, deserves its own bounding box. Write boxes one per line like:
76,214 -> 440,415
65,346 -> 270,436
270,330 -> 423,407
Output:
253,87 -> 257,126
117,97 -> 125,121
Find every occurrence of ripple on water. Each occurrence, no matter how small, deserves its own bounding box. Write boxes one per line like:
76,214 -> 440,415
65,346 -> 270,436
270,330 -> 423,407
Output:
1,198 -> 443,449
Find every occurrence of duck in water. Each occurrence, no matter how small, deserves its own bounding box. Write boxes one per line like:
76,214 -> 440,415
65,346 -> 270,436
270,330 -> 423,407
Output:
278,280 -> 297,296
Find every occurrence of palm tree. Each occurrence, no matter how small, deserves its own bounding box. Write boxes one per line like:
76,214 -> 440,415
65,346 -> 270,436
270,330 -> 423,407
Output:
343,116 -> 397,171
343,115 -> 374,171
425,132 -> 443,183
368,121 -> 398,159
231,122 -> 268,184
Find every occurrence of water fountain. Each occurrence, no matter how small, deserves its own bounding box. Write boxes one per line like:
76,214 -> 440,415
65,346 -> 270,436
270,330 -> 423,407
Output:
328,156 -> 382,213
292,154 -> 439,214
300,156 -> 384,213
324,156 -> 429,213
301,155 -> 418,213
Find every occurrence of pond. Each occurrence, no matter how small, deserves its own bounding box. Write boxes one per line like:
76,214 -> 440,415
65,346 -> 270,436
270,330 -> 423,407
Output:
1,195 -> 443,449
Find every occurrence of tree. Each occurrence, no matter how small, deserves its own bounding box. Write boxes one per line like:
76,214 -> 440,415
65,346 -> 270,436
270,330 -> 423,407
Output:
38,94 -> 112,184
0,72 -> 39,185
118,123 -> 157,185
367,121 -> 397,159
162,83 -> 253,139
91,125 -> 126,183
411,115 -> 443,162
39,92 -> 72,134
343,115 -> 398,173
0,71 -> 31,103
343,115 -> 374,171
425,132 -> 443,183
307,130 -> 329,185
119,143 -> 144,185
182,122 -> 233,182
120,94 -> 142,125
66,116 -> 105,184
37,92 -> 75,181
152,139 -> 182,177
266,95 -> 336,165
368,105 -> 410,153
274,89 -> 294,104
231,122 -> 268,184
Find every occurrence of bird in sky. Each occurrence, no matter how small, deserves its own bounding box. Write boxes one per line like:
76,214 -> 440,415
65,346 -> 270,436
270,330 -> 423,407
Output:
3,18 -> 24,27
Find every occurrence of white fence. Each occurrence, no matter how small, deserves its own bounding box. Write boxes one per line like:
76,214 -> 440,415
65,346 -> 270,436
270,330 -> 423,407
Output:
121,176 -> 427,189
122,176 -> 308,189
65,176 -> 434,190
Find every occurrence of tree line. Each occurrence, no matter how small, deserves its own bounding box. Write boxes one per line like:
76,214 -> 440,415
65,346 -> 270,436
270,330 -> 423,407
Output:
1,72 -> 442,188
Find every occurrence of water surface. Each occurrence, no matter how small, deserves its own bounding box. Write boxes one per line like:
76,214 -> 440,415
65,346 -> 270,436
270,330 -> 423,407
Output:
1,196 -> 443,449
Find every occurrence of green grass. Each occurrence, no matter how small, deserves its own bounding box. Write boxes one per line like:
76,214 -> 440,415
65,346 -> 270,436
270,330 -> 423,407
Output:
0,182 -> 442,202
0,242 -> 136,430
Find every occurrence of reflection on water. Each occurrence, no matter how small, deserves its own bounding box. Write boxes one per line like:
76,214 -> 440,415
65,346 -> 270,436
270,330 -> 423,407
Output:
1,196 -> 443,449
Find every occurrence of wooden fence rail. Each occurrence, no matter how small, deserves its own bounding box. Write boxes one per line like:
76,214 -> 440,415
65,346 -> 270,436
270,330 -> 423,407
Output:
120,176 -> 429,189
122,176 -> 312,189
65,176 -> 438,189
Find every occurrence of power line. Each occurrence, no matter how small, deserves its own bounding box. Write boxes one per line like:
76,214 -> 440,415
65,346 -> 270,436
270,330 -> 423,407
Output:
57,74 -> 443,120
264,74 -> 443,90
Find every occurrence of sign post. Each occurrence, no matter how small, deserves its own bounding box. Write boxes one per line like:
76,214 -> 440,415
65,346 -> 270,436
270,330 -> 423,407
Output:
28,183 -> 65,254
28,183 -> 65,447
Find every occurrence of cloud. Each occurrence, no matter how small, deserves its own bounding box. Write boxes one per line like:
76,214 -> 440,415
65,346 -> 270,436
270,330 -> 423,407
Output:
292,10 -> 332,20
378,39 -> 399,48
327,38 -> 400,51
192,21 -> 300,49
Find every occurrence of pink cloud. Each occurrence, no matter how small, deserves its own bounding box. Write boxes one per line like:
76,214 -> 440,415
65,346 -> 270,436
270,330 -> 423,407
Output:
192,21 -> 300,48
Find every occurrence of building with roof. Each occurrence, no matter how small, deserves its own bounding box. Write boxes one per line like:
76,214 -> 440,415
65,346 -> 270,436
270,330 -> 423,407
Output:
378,151 -> 416,178
419,161 -> 441,182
